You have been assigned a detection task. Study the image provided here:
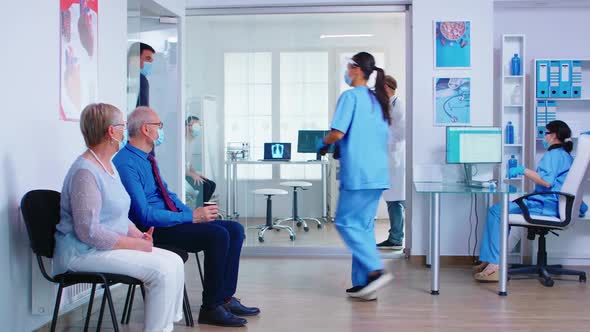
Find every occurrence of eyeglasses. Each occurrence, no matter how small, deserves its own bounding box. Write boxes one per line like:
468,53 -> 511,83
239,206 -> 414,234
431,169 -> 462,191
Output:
145,122 -> 164,129
544,131 -> 553,135
112,123 -> 127,129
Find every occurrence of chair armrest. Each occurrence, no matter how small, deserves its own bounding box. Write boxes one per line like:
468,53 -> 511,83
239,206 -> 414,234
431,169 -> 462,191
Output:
513,191 -> 575,227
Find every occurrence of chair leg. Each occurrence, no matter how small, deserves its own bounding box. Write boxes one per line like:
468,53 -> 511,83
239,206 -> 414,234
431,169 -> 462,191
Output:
96,288 -> 108,332
509,266 -> 540,276
83,284 -> 97,332
120,285 -> 133,324
140,284 -> 146,299
50,283 -> 64,332
104,284 -> 120,332
546,266 -> 587,278
195,253 -> 205,288
183,286 -> 194,327
124,285 -> 136,324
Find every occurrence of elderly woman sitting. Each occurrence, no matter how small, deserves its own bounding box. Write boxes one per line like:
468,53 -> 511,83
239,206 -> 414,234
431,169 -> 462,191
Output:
53,103 -> 184,332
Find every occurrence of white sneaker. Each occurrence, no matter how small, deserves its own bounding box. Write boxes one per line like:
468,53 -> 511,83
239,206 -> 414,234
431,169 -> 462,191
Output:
348,273 -> 394,298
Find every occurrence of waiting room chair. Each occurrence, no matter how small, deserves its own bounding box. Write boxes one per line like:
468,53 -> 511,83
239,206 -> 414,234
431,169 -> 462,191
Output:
508,134 -> 590,287
21,190 -> 141,332
120,246 -> 204,327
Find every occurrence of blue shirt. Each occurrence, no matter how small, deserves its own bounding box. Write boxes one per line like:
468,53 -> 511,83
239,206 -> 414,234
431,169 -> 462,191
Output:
529,147 -> 574,216
113,144 -> 193,229
331,86 -> 390,190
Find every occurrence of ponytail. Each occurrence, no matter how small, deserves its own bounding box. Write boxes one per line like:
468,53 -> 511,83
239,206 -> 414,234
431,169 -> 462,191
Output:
546,120 -> 573,153
373,67 -> 391,125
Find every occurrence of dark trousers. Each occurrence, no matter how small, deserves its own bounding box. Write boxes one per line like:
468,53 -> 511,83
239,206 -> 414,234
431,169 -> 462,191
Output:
186,176 -> 217,203
153,220 -> 245,308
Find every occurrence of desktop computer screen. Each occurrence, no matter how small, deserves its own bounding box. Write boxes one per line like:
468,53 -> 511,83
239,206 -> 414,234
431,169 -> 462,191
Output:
297,130 -> 333,153
446,127 -> 502,164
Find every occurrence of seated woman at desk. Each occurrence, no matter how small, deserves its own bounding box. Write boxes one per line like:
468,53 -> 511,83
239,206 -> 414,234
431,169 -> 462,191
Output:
474,120 -> 588,282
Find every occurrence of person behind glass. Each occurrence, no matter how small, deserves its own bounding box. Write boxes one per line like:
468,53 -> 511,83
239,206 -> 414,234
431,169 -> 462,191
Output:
185,115 -> 217,203
317,52 -> 394,300
53,103 -> 185,332
137,42 -> 155,107
377,75 -> 406,251
474,120 -> 588,282
113,107 -> 258,327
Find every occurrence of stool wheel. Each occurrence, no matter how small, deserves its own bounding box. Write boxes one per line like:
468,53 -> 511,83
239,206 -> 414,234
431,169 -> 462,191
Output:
296,221 -> 302,227
304,226 -> 309,232
290,234 -> 296,241
317,223 -> 323,229
258,236 -> 264,243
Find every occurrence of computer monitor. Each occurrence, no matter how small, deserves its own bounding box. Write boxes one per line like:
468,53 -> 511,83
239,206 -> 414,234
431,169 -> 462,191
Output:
297,130 -> 334,160
263,143 -> 291,161
446,127 -> 502,164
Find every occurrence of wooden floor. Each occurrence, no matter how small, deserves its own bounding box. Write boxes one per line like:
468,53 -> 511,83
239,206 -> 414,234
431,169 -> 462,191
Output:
36,258 -> 590,332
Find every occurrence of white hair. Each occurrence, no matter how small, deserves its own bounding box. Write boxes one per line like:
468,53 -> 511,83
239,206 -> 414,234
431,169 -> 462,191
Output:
127,106 -> 154,138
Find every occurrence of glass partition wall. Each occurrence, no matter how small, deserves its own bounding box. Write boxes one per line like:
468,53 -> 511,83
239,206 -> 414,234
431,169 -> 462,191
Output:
185,12 -> 406,251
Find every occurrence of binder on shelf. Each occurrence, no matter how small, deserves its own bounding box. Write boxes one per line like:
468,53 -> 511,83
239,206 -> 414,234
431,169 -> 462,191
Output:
546,100 -> 557,123
572,60 -> 582,98
559,60 -> 572,98
549,61 -> 560,97
536,60 -> 549,98
536,100 -> 547,138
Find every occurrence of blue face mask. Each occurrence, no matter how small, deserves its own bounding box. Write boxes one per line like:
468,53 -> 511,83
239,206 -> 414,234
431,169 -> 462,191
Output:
154,128 -> 165,146
113,129 -> 128,150
141,61 -> 153,76
344,69 -> 353,86
191,124 -> 201,137
542,140 -> 550,149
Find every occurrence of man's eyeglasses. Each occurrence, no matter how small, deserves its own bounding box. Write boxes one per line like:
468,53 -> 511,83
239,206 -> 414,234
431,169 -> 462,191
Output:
146,122 -> 164,129
112,123 -> 127,129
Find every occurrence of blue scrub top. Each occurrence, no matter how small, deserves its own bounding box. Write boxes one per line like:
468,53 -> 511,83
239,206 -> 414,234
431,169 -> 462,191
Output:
331,86 -> 390,191
529,146 -> 573,216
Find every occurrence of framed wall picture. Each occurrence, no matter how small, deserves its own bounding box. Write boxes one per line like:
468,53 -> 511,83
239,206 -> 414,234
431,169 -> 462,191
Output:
434,77 -> 471,126
60,0 -> 99,121
434,21 -> 471,68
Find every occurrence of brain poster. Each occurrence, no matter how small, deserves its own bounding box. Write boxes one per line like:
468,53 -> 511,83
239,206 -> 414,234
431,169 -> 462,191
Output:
60,0 -> 98,121
435,21 -> 471,68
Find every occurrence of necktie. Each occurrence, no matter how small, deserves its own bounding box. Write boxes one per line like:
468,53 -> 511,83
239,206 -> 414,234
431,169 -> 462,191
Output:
147,155 -> 179,212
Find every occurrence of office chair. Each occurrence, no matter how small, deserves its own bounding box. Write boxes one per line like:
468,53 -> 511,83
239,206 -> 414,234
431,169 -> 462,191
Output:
21,190 -> 142,332
508,134 -> 590,287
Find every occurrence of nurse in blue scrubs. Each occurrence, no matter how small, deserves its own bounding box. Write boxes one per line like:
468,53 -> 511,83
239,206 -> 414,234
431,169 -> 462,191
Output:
474,120 -> 588,282
317,52 -> 393,300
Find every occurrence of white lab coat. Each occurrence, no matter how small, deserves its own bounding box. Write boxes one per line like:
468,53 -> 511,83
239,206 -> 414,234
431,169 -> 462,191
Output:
382,96 -> 406,202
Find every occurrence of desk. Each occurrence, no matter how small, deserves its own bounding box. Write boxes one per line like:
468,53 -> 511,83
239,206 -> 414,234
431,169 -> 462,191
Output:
225,160 -> 329,220
414,182 -> 525,296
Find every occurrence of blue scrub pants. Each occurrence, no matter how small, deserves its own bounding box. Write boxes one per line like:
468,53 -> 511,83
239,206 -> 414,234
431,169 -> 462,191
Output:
335,189 -> 384,286
479,202 -> 523,265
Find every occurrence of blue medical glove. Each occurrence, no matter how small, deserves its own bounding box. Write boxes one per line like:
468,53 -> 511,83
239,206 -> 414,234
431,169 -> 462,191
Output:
580,201 -> 588,218
315,138 -> 328,152
508,166 -> 526,178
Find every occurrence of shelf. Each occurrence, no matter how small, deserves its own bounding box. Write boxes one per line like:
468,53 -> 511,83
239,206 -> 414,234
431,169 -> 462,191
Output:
504,105 -> 524,108
503,75 -> 523,78
536,98 -> 590,101
504,144 -> 523,147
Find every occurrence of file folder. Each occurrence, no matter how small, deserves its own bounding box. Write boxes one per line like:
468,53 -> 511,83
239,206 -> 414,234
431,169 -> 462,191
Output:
549,61 -> 560,97
536,60 -> 549,98
546,100 -> 557,123
572,60 -> 582,98
536,100 -> 547,138
559,60 -> 572,98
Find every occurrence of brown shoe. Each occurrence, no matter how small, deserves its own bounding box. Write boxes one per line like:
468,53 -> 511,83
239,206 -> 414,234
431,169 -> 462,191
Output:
472,263 -> 488,274
474,265 -> 499,282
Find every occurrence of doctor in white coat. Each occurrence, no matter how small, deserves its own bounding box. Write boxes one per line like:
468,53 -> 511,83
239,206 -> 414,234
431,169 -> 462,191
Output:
377,75 -> 406,250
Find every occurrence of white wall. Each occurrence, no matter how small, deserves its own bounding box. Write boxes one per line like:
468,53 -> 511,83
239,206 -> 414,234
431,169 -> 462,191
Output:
494,6 -> 590,265
0,0 -> 127,330
411,0 -> 495,256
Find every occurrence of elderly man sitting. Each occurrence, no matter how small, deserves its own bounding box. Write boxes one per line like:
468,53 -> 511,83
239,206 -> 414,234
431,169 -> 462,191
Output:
113,107 -> 259,328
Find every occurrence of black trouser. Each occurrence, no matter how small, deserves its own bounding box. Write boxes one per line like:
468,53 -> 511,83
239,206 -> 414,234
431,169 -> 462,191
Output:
186,176 -> 217,203
153,220 -> 244,308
